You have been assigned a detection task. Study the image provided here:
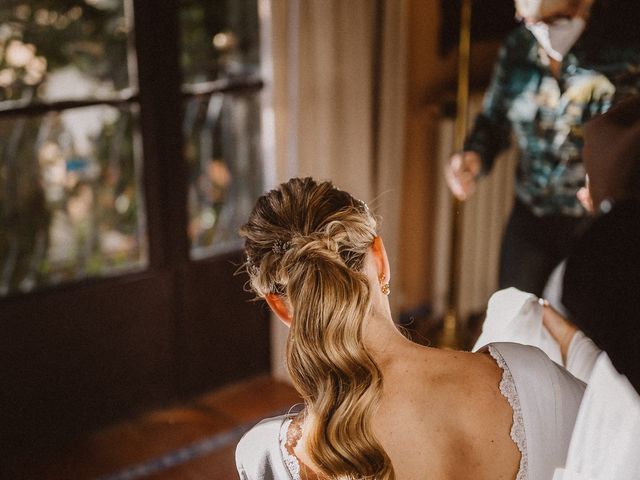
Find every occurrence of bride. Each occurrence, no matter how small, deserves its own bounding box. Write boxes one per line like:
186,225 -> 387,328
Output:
236,177 -> 584,480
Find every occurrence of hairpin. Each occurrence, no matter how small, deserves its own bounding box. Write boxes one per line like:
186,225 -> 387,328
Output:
272,239 -> 292,255
357,199 -> 370,213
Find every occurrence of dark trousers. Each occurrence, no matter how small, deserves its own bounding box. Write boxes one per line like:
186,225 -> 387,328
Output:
498,199 -> 588,297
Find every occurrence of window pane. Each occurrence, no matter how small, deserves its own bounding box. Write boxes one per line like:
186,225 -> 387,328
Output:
180,0 -> 260,85
0,1 -> 132,105
0,104 -> 147,296
185,92 -> 263,259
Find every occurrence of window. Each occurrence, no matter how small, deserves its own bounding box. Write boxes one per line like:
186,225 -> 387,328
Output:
0,1 -> 145,296
1,0 -> 270,449
0,0 -> 266,295
180,0 -> 264,258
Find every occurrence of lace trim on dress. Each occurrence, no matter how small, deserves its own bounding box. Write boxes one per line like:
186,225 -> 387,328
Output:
487,345 -> 529,480
279,417 -> 302,480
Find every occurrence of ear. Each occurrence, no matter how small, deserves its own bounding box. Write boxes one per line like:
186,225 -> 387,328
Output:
265,293 -> 293,328
371,236 -> 390,283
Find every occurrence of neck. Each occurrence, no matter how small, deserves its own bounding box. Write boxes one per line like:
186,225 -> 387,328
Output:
362,308 -> 424,370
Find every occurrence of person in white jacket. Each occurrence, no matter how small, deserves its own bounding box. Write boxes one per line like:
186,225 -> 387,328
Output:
474,96 -> 640,480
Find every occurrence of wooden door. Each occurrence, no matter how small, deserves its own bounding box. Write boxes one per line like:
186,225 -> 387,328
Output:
0,0 -> 269,454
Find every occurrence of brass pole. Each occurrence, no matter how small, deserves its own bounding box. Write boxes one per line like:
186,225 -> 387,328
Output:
440,0 -> 472,349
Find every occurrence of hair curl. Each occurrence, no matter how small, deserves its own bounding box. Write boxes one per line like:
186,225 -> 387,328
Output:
240,177 -> 394,479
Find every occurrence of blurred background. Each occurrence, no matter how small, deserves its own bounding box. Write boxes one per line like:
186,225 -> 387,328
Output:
0,0 -> 529,478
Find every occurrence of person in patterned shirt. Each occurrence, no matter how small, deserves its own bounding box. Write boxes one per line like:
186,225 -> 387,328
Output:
445,0 -> 640,297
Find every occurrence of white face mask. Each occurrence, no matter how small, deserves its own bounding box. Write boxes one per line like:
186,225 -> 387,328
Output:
526,17 -> 586,61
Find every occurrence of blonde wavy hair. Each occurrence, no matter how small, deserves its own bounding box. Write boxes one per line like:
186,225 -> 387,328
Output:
240,178 -> 394,479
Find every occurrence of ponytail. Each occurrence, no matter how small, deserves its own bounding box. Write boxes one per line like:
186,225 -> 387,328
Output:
241,178 -> 394,479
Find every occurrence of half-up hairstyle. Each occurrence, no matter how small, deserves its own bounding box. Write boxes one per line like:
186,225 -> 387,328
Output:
240,177 -> 394,479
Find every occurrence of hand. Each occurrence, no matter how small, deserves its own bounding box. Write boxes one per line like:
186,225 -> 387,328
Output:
445,151 -> 482,201
576,186 -> 594,213
540,300 -> 578,365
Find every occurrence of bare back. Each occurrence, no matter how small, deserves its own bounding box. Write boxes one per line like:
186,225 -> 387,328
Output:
292,346 -> 521,480
370,347 -> 521,480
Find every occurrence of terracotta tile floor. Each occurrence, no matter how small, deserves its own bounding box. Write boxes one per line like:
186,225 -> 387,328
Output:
5,375 -> 300,480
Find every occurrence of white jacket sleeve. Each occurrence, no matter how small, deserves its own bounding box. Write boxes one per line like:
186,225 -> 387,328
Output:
473,287 -> 563,365
564,330 -> 600,383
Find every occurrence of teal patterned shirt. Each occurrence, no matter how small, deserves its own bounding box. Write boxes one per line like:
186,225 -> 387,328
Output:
465,25 -> 640,217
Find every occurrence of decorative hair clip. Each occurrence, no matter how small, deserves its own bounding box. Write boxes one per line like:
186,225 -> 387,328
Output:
272,239 -> 292,255
357,199 -> 370,213
333,184 -> 369,213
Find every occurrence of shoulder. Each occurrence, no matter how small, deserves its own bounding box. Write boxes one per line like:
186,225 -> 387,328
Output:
235,415 -> 290,480
485,342 -> 586,403
484,341 -> 549,362
413,349 -> 505,415
484,341 -> 565,377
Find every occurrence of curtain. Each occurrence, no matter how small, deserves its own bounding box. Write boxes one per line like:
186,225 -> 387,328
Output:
261,0 -> 408,380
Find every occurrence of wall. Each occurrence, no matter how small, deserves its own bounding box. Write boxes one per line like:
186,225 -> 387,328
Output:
398,0 -> 500,316
263,0 -> 503,380
266,0 -> 408,380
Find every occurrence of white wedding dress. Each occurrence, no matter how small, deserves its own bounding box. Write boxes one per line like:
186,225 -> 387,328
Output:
476,288 -> 640,480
